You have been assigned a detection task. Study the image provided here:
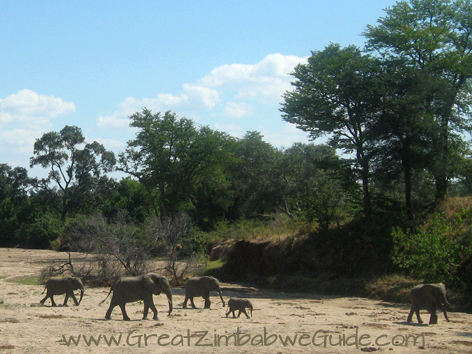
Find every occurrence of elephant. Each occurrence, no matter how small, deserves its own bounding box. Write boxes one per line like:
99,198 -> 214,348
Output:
40,276 -> 84,307
407,283 -> 450,324
101,273 -> 173,321
226,298 -> 253,318
183,276 -> 225,309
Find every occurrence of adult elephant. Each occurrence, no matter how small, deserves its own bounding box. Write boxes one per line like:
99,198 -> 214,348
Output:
102,273 -> 173,321
40,276 -> 84,307
183,276 -> 225,309
407,283 -> 450,324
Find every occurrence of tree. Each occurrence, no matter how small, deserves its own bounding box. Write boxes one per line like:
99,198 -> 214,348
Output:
281,43 -> 382,218
364,0 -> 472,200
30,125 -> 116,221
118,109 -> 232,219
0,164 -> 31,246
370,61 -> 438,224
225,131 -> 283,220
280,143 -> 350,229
101,178 -> 153,223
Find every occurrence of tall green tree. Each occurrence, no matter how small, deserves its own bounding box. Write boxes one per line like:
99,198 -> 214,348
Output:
30,125 -> 116,221
364,0 -> 472,200
226,131 -> 282,220
370,61 -> 437,224
281,43 -> 381,218
118,109 -> 232,219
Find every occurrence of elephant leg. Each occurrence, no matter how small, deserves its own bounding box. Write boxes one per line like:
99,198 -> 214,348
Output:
237,309 -> 242,318
225,308 -> 230,317
190,297 -> 197,309
143,304 -> 149,320
142,298 -> 158,320
69,291 -> 79,306
63,293 -> 69,306
242,309 -> 249,318
429,305 -> 438,324
105,299 -> 117,320
415,310 -> 423,324
40,294 -> 49,305
149,301 -> 158,320
50,295 -> 57,307
406,307 -> 415,322
119,303 -> 130,321
203,295 -> 211,309
183,295 -> 189,309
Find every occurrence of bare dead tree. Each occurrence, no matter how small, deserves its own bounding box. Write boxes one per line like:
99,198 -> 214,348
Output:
61,213 -> 154,284
151,213 -> 204,284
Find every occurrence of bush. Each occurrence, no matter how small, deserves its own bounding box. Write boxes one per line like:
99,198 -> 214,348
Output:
392,210 -> 472,284
15,213 -> 63,249
64,213 -> 153,278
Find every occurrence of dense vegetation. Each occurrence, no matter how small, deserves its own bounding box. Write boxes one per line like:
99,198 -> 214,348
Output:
2,0 -> 472,298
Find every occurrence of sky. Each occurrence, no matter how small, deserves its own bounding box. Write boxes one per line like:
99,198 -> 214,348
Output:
0,0 -> 398,178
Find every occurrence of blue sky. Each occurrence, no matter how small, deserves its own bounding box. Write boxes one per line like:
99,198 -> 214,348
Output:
1,0 -> 397,177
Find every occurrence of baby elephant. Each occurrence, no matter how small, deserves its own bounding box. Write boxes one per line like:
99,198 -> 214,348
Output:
40,276 -> 84,307
226,298 -> 253,318
407,283 -> 450,324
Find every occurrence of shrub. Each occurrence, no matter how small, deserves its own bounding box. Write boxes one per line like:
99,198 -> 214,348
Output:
392,209 -> 472,284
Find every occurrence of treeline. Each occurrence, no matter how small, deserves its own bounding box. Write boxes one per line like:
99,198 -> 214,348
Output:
1,0 -> 472,285
0,118 -> 355,248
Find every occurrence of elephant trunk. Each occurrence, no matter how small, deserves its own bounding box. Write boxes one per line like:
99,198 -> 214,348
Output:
78,287 -> 84,304
218,288 -> 225,307
441,294 -> 450,322
164,288 -> 173,315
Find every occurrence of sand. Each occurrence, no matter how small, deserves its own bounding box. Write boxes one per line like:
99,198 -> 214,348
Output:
0,248 -> 471,353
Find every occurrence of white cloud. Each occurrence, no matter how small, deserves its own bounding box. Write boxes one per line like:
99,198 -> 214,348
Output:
199,53 -> 307,104
182,84 -> 220,109
224,102 -> 252,118
1,89 -> 76,137
97,85 -> 220,129
214,123 -> 246,138
3,89 -> 75,119
262,123 -> 312,148
95,53 -> 309,151
97,53 -> 306,130
0,89 -> 76,168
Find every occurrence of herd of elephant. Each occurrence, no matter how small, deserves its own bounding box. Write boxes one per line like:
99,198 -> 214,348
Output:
40,274 -> 253,320
39,273 -> 449,324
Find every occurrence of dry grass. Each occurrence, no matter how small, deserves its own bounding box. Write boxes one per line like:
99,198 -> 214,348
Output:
438,196 -> 472,219
365,274 -> 418,303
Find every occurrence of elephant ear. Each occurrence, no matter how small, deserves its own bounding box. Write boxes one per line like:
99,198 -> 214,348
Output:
143,274 -> 160,295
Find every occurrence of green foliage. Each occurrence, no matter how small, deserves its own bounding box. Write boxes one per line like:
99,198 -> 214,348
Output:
14,212 -> 64,249
281,43 -> 381,218
30,125 -> 116,221
119,109 -> 233,219
364,0 -> 472,200
392,210 -> 472,283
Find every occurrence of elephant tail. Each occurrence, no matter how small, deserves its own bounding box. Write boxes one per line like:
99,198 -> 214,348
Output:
99,286 -> 113,306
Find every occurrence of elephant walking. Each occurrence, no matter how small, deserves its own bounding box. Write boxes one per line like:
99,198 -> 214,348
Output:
101,273 -> 173,321
407,283 -> 450,324
226,298 -> 253,318
183,276 -> 225,309
40,276 -> 84,307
